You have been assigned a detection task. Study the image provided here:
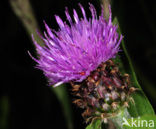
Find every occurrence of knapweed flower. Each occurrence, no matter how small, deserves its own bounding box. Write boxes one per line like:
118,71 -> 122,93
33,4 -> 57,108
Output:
32,3 -> 122,87
32,3 -> 136,123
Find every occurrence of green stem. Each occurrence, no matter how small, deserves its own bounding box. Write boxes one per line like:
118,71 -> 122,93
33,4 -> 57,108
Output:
0,96 -> 9,129
52,85 -> 74,129
10,0 -> 43,46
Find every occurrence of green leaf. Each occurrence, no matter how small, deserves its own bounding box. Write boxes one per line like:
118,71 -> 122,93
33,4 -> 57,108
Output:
109,108 -> 131,129
123,115 -> 156,129
85,108 -> 130,129
86,120 -> 101,129
113,17 -> 155,116
86,17 -> 155,129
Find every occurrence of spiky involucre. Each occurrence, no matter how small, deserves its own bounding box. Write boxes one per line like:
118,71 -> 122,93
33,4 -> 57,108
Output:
32,3 -> 123,87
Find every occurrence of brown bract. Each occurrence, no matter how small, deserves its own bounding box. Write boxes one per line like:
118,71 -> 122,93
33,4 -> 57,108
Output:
70,59 -> 136,123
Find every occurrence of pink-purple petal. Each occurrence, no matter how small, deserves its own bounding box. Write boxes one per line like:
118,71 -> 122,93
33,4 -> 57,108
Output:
32,4 -> 123,86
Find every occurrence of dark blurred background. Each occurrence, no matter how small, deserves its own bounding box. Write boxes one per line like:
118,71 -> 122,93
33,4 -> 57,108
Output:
0,0 -> 156,129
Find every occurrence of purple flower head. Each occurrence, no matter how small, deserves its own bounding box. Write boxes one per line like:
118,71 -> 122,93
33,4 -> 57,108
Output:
32,3 -> 123,87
